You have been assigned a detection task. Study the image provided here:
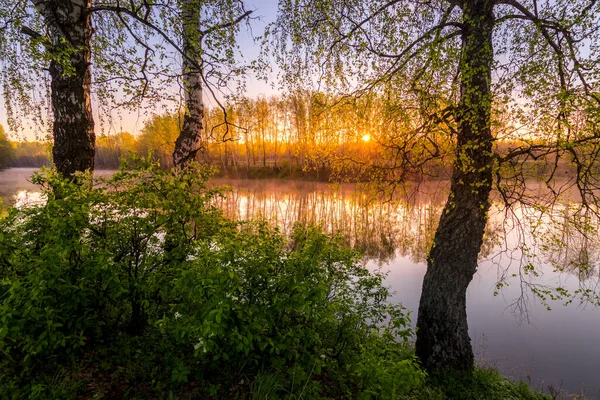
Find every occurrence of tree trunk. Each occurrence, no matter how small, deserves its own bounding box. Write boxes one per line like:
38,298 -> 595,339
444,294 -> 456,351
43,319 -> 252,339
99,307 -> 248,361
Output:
415,0 -> 495,372
33,0 -> 95,177
173,0 -> 204,169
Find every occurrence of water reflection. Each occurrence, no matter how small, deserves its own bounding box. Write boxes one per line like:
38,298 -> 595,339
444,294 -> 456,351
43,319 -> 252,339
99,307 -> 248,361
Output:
490,181 -> 600,287
212,179 -> 452,264
0,168 -> 115,206
539,207 -> 600,282
2,170 -> 600,396
0,168 -> 41,205
213,179 -> 522,268
4,170 -> 596,287
505,203 -> 600,312
2,170 -> 598,290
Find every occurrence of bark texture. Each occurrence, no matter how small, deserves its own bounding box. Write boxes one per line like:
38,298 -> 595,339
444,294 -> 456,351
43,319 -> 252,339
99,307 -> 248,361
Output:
173,0 -> 204,169
415,0 -> 495,372
33,0 -> 95,177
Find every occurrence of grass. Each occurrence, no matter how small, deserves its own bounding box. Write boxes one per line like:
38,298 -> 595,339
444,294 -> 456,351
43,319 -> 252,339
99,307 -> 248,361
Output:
20,345 -> 560,400
245,358 -> 558,400
417,367 -> 551,400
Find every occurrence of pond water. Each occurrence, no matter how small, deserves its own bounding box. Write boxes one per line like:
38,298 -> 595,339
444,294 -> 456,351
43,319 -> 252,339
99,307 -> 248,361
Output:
1,168 -> 599,398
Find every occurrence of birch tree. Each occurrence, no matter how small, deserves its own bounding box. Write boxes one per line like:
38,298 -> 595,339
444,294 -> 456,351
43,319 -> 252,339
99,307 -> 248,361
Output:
273,0 -> 600,372
173,0 -> 252,168
0,0 -> 95,177
1,0 -> 167,176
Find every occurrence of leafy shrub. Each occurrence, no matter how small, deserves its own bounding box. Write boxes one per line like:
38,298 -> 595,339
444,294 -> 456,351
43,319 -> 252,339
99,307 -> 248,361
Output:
157,222 -> 422,395
0,161 -> 422,398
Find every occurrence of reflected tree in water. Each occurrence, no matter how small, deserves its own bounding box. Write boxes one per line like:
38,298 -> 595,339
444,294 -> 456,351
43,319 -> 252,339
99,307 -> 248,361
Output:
212,180 -> 503,265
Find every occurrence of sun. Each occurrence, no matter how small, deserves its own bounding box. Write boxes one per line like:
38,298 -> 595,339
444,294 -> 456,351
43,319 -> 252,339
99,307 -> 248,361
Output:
361,134 -> 371,142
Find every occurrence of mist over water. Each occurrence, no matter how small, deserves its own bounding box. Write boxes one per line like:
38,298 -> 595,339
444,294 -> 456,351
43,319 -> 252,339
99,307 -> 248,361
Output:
0,168 -> 41,204
2,168 -> 599,398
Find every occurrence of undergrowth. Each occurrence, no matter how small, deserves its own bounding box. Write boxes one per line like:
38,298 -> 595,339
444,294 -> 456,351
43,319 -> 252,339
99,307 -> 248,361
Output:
0,161 -> 553,399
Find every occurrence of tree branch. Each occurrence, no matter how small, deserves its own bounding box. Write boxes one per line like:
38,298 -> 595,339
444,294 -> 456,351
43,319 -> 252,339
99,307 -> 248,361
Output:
201,10 -> 252,36
20,26 -> 44,40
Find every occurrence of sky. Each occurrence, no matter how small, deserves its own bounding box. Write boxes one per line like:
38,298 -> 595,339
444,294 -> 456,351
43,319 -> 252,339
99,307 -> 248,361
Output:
1,0 -> 281,142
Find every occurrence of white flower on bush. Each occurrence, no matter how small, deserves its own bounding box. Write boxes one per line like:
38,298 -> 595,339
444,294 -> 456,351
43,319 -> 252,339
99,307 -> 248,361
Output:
194,338 -> 206,353
14,191 -> 47,208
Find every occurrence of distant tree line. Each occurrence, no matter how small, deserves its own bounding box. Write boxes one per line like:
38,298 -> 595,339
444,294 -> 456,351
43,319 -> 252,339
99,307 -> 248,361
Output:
0,126 -> 14,169
4,92 -> 407,176
3,91 -> 577,182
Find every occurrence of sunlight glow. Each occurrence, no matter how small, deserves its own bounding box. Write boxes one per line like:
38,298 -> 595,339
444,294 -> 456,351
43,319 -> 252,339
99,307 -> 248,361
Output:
361,134 -> 371,142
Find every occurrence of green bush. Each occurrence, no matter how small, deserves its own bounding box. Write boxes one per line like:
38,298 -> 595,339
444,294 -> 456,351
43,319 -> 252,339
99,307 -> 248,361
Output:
0,161 -> 422,398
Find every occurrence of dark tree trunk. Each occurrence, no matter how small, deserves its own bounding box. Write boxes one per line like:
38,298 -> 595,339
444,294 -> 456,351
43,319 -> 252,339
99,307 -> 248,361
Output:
33,0 -> 95,177
173,0 -> 204,169
415,0 -> 495,372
